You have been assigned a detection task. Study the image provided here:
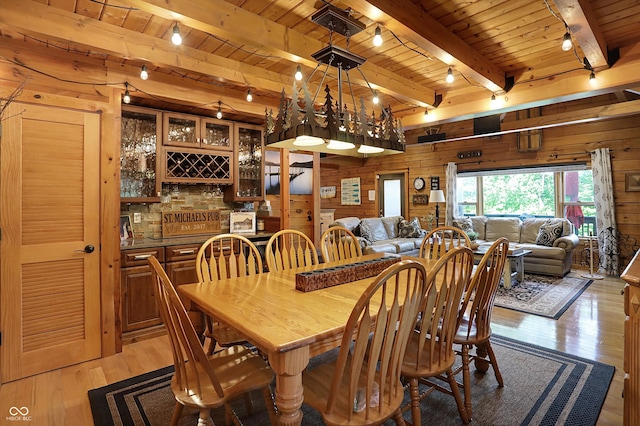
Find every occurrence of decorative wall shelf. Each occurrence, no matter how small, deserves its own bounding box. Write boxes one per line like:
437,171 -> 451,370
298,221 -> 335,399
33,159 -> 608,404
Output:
163,149 -> 232,183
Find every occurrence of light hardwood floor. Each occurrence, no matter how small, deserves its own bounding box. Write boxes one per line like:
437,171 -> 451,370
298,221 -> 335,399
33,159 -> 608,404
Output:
0,271 -> 625,425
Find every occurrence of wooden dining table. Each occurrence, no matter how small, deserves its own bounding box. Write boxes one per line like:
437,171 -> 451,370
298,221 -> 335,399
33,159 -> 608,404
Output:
178,253 -> 437,426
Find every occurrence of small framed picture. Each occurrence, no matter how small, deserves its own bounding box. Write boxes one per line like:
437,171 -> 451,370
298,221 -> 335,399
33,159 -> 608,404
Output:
625,173 -> 640,192
229,211 -> 256,234
120,215 -> 134,239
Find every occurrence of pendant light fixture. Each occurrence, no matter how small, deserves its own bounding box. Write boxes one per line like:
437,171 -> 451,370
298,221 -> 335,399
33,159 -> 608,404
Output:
140,64 -> 148,80
264,4 -> 405,158
216,101 -> 223,119
561,26 -> 572,51
373,25 -> 383,47
446,67 -> 454,84
246,89 -> 253,102
122,82 -> 131,104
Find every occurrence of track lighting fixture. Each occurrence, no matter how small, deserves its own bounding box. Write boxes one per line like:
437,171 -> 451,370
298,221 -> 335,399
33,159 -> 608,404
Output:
140,64 -> 148,80
561,28 -> 572,51
295,65 -> 303,81
171,24 -> 183,46
446,67 -> 454,84
373,25 -> 382,47
246,89 -> 253,102
216,101 -> 223,119
122,82 -> 131,104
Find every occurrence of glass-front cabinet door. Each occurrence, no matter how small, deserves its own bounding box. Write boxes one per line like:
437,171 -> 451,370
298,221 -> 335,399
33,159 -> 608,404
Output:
163,112 -> 200,148
226,123 -> 263,201
201,118 -> 233,151
121,106 -> 161,202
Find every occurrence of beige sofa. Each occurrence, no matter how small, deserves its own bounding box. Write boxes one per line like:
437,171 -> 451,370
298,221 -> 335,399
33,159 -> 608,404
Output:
465,216 -> 580,276
330,216 -> 424,256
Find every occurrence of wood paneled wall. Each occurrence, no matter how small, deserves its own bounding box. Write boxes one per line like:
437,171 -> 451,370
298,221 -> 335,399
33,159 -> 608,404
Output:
320,96 -> 640,272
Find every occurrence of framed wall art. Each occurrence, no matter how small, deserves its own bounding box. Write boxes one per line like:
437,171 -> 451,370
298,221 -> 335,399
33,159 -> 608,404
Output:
120,215 -> 133,239
625,173 -> 640,192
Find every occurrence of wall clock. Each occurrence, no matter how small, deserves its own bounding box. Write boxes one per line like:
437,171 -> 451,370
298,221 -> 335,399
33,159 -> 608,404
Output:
413,177 -> 426,191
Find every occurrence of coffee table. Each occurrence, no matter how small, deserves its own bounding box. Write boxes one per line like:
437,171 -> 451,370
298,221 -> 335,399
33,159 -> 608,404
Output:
473,246 -> 532,289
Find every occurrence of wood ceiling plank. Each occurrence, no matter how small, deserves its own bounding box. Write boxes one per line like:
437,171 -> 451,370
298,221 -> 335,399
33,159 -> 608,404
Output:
348,0 -> 506,93
553,0 -> 608,69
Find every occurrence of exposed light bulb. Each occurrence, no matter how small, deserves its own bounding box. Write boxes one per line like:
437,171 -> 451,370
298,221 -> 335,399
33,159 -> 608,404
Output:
216,101 -> 222,119
246,89 -> 253,102
446,67 -> 454,84
171,24 -> 182,46
122,82 -> 131,104
140,64 -> 148,80
373,25 -> 383,47
589,71 -> 596,86
562,31 -> 572,51
295,65 -> 303,81
372,91 -> 379,105
490,93 -> 497,108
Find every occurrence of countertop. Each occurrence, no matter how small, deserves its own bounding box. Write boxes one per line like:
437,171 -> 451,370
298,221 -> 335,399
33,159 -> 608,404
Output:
120,232 -> 275,250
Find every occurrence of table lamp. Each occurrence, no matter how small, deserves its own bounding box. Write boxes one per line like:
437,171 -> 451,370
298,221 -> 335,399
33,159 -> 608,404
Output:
429,189 -> 446,226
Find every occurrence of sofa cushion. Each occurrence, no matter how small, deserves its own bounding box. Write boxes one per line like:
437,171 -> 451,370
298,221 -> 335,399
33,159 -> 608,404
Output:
469,216 -> 487,240
331,217 -> 361,233
398,217 -> 423,238
522,218 -> 571,243
388,238 -> 416,253
363,242 -> 399,254
382,216 -> 403,239
535,220 -> 564,246
452,217 -> 474,233
360,218 -> 389,242
485,217 -> 522,243
517,243 -> 567,260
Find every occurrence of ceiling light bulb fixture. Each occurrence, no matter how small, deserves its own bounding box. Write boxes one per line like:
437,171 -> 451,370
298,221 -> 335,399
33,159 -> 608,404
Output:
216,101 -> 222,119
295,65 -> 303,81
372,90 -> 379,104
140,64 -> 148,80
171,24 -> 182,45
589,71 -> 596,85
446,67 -> 454,83
373,25 -> 383,47
122,82 -> 131,104
246,89 -> 253,102
562,30 -> 572,52
490,93 -> 497,108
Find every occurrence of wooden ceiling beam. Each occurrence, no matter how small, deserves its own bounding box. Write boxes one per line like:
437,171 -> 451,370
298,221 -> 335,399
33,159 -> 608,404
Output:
348,0 -> 506,93
116,0 -> 436,108
553,0 -> 609,69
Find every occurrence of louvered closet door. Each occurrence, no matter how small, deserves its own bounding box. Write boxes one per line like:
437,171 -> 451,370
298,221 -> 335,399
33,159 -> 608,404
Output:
0,102 -> 101,382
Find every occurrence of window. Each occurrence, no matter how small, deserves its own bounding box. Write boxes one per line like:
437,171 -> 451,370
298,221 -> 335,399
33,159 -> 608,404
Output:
457,166 -> 595,237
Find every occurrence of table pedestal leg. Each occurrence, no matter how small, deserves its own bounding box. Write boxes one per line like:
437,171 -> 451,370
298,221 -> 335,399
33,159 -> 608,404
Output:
474,343 -> 490,372
268,347 -> 309,426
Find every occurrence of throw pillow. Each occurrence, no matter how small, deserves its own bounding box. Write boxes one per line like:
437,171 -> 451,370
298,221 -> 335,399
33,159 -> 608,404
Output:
358,220 -> 374,244
398,217 -> 425,238
535,220 -> 564,246
452,216 -> 474,233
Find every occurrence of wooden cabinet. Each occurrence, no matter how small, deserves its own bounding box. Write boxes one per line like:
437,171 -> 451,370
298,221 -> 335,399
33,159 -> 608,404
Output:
163,112 -> 233,151
225,123 -> 264,202
621,250 -> 640,426
120,106 -> 161,203
120,247 -> 165,343
164,244 -> 204,335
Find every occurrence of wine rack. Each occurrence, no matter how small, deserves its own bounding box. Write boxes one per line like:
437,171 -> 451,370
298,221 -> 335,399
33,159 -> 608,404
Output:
164,149 -> 232,183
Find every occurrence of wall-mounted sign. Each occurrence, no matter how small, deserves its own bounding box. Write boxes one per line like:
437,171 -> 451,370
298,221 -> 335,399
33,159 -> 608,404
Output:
162,209 -> 221,237
430,176 -> 440,190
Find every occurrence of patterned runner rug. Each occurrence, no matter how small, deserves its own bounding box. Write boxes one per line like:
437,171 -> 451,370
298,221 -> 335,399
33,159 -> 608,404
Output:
88,335 -> 613,426
494,272 -> 593,319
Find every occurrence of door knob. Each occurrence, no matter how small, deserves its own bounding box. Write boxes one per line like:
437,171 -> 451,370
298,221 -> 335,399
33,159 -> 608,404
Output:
75,245 -> 95,253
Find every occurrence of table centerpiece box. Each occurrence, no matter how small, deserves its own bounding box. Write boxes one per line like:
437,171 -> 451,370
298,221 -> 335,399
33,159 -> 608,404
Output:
295,255 -> 401,292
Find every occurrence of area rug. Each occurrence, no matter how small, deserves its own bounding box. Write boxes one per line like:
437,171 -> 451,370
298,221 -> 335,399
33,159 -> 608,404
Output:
88,335 -> 614,426
494,272 -> 593,319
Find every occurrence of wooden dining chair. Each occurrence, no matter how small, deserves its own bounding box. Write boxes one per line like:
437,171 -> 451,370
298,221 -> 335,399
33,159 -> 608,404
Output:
265,229 -> 319,272
419,225 -> 472,260
302,259 -> 428,426
453,237 -> 509,419
147,256 -> 277,426
196,234 -> 263,355
320,225 -> 362,263
400,246 -> 475,425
